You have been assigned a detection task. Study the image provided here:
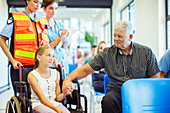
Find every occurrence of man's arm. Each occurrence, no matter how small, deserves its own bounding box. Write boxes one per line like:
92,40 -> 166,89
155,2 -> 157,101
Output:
62,63 -> 95,93
150,72 -> 160,78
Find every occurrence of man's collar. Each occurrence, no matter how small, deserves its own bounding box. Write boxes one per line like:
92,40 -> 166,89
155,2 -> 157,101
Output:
119,42 -> 133,55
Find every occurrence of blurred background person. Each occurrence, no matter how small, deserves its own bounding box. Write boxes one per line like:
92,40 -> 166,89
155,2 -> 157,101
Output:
77,52 -> 89,68
84,45 -> 97,65
93,41 -> 107,93
158,49 -> 170,78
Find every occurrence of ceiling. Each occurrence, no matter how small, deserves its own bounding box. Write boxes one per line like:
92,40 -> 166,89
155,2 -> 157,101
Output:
13,7 -> 110,21
9,0 -> 111,21
7,0 -> 113,8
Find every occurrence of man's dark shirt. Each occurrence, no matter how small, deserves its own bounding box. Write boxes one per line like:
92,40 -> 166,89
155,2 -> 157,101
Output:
88,42 -> 160,91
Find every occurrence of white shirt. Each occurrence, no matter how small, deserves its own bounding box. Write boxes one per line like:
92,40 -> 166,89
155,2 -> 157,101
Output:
29,69 -> 61,108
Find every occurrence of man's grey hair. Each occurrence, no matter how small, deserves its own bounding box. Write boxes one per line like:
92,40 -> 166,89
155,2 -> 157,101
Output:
114,20 -> 133,35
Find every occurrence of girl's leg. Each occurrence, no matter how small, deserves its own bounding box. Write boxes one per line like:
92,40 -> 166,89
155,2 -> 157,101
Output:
32,104 -> 56,113
57,104 -> 70,113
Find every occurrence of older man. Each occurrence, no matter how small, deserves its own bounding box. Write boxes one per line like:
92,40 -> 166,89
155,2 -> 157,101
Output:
62,20 -> 160,113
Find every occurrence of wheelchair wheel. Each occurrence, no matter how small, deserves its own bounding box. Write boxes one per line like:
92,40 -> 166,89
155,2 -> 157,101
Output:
17,96 -> 26,113
5,96 -> 22,113
5,101 -> 15,113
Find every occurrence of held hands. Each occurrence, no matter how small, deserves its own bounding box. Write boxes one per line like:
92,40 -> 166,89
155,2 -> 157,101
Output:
12,59 -> 23,69
62,79 -> 74,96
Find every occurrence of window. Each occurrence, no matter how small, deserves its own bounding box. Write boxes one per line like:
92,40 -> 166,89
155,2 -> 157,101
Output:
121,1 -> 135,37
166,0 -> 170,49
104,21 -> 111,46
121,6 -> 129,21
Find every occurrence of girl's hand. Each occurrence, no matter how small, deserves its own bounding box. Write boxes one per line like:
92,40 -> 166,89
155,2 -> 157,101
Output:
56,108 -> 64,113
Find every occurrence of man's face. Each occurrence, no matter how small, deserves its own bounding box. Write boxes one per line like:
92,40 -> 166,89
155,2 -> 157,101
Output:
113,28 -> 131,50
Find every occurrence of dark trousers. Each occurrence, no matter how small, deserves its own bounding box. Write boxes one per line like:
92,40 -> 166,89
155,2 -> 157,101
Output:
101,90 -> 122,113
10,65 -> 34,93
10,66 -> 20,93
94,81 -> 104,93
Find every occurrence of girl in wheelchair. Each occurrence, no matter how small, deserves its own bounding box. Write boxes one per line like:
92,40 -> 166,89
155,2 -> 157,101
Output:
28,45 -> 71,113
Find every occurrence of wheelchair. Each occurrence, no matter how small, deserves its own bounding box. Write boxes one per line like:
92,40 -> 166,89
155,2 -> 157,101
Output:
5,64 -> 87,113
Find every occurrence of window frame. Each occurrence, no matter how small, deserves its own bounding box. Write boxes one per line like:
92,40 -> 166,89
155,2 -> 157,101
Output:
166,0 -> 170,49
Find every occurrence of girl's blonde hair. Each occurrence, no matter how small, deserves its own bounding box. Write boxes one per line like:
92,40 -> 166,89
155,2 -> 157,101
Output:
96,41 -> 106,54
34,45 -> 54,69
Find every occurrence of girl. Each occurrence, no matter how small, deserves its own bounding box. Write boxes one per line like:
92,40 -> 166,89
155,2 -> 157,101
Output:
28,45 -> 71,113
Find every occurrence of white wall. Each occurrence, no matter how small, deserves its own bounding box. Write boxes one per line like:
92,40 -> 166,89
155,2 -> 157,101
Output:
0,0 -> 9,90
94,9 -> 110,45
112,0 -> 166,60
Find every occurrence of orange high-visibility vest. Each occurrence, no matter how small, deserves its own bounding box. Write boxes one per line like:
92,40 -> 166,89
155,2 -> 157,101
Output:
12,12 -> 49,65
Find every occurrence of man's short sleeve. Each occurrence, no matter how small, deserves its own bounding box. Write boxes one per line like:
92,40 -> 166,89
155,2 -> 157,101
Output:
88,49 -> 106,71
146,49 -> 160,77
0,14 -> 14,39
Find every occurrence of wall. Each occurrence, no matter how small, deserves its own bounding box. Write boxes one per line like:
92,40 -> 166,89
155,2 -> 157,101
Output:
94,9 -> 111,46
0,0 -> 10,91
112,0 -> 166,60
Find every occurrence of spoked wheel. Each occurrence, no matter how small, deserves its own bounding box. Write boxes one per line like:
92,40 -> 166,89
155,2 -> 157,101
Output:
5,101 -> 15,113
17,96 -> 26,113
5,96 -> 21,113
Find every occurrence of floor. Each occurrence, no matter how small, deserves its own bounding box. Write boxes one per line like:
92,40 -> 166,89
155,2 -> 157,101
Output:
0,77 -> 103,113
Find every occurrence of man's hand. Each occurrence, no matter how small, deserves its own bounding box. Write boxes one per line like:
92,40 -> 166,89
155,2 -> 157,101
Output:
62,78 -> 74,95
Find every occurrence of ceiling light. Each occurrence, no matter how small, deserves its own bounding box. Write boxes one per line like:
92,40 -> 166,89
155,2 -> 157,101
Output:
59,0 -> 65,2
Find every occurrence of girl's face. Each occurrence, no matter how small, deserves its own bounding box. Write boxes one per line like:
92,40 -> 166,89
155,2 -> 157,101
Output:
26,0 -> 42,13
38,48 -> 54,67
44,2 -> 59,18
98,43 -> 106,53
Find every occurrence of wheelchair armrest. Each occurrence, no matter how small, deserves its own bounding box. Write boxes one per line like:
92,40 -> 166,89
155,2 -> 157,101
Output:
80,94 -> 87,113
72,79 -> 78,83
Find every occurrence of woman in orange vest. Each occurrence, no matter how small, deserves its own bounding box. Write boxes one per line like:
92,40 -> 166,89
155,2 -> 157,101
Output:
0,0 -> 53,93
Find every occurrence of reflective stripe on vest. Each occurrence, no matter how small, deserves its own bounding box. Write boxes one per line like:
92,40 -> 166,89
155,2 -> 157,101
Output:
15,34 -> 35,39
15,50 -> 35,58
12,12 -> 49,65
13,14 -> 30,20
